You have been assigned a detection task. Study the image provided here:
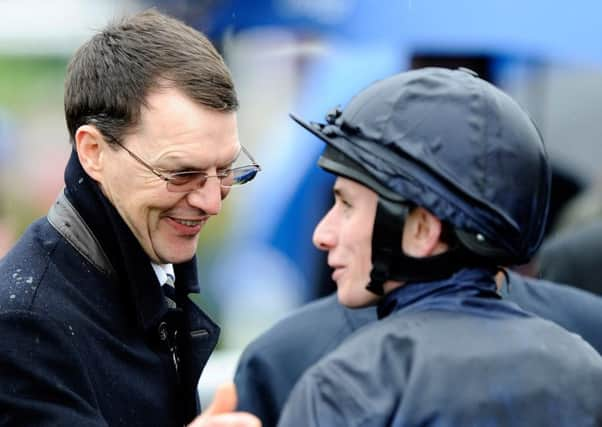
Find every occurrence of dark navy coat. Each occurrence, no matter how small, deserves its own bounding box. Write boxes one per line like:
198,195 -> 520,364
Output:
235,294 -> 375,426
500,271 -> 602,353
0,151 -> 219,426
236,269 -> 602,427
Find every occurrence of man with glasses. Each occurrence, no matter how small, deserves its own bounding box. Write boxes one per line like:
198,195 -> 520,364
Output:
0,10 -> 259,427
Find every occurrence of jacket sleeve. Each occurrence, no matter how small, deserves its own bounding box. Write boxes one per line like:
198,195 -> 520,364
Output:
234,349 -> 283,427
0,310 -> 108,427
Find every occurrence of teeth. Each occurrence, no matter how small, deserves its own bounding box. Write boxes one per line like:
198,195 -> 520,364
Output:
175,219 -> 202,227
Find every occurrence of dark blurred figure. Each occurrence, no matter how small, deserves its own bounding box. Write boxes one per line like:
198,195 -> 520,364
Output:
545,165 -> 586,234
550,180 -> 602,233
536,220 -> 602,295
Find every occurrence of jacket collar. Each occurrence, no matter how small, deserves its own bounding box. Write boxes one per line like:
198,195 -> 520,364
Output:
377,267 -> 499,319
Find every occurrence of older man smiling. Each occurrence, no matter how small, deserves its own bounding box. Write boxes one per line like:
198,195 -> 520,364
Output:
0,9 -> 260,427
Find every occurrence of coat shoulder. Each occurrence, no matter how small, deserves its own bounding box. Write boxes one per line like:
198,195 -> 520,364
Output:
0,218 -> 62,310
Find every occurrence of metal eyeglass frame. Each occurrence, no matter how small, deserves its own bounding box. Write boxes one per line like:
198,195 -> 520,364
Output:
114,141 -> 261,191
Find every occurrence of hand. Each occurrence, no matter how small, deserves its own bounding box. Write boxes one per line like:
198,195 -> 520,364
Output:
187,382 -> 261,427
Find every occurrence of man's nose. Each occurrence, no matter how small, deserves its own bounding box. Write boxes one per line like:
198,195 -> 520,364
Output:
186,178 -> 223,215
313,213 -> 337,251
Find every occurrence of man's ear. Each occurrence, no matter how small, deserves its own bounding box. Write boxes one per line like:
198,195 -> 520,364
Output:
74,125 -> 107,183
402,207 -> 448,257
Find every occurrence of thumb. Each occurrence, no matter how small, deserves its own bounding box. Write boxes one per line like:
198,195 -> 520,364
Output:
188,383 -> 260,427
203,382 -> 238,416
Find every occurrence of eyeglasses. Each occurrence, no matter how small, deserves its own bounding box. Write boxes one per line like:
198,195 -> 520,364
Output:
114,141 -> 261,192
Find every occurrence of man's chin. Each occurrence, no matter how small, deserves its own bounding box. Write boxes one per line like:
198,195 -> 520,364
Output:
153,245 -> 197,265
162,254 -> 196,264
337,288 -> 377,308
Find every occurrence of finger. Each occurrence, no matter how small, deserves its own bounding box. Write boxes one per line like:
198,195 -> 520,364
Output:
188,412 -> 261,427
203,382 -> 238,416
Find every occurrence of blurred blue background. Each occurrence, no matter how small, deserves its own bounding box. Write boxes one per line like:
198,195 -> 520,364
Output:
2,0 -> 602,403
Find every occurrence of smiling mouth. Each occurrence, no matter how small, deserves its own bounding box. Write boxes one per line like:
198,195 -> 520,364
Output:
173,218 -> 205,227
332,266 -> 345,282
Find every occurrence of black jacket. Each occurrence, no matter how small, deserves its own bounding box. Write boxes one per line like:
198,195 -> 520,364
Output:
0,151 -> 219,426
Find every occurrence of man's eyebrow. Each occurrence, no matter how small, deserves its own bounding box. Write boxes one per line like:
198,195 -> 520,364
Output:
159,146 -> 242,171
156,153 -> 197,168
218,147 -> 242,169
333,186 -> 349,200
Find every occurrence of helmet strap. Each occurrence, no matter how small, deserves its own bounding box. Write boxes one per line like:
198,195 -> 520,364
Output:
366,197 -> 488,296
366,198 -> 407,296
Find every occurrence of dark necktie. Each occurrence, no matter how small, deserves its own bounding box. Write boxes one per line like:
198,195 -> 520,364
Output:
163,274 -> 177,308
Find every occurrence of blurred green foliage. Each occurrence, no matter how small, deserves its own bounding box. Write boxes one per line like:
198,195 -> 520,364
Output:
0,55 -> 68,248
0,55 -> 67,113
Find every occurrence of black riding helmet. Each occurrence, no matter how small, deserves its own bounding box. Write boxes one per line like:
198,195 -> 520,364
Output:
291,67 -> 551,295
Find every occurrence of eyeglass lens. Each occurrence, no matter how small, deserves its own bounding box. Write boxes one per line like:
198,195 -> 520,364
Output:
166,166 -> 259,192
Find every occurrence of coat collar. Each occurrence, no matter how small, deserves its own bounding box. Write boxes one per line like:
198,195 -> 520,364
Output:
377,267 -> 499,319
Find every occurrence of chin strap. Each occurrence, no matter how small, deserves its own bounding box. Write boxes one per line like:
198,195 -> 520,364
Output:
366,198 -> 407,296
366,197 -> 489,296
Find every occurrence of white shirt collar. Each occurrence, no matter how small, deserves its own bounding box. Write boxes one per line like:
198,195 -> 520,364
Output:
151,262 -> 175,287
